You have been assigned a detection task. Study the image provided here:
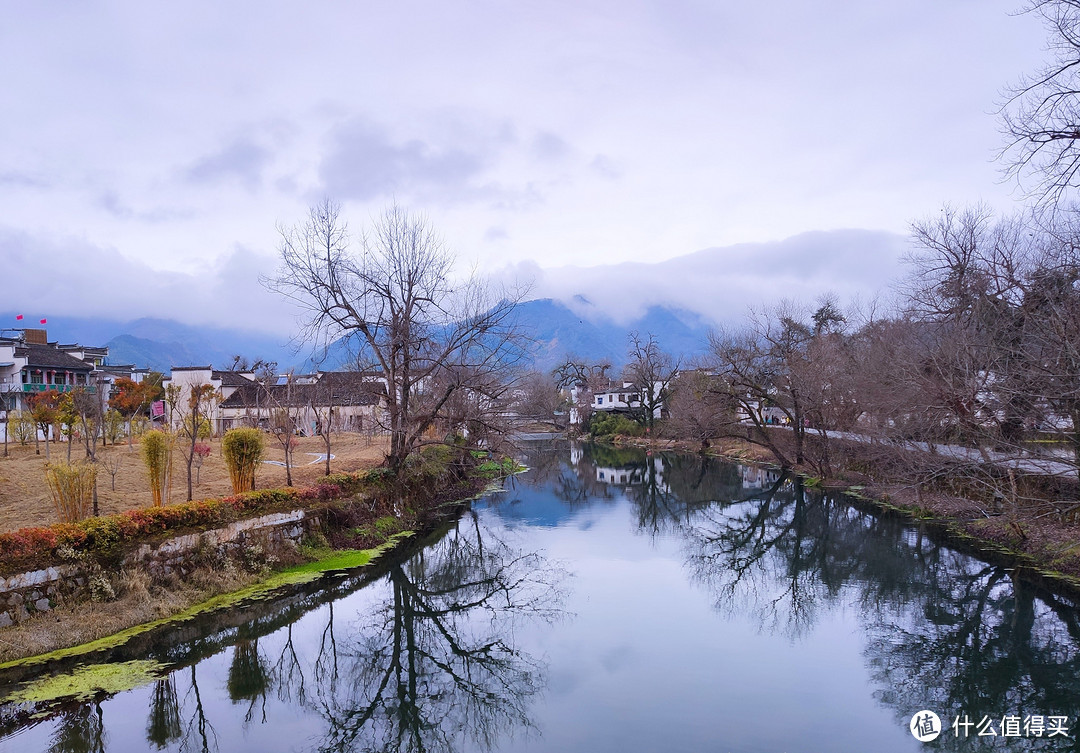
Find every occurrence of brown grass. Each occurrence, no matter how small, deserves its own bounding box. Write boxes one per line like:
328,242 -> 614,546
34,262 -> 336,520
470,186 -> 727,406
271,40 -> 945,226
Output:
0,564 -> 270,664
0,432 -> 388,533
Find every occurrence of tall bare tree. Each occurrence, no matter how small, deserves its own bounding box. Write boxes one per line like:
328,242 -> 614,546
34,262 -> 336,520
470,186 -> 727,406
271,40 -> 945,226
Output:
551,355 -> 612,427
266,200 -> 527,469
624,332 -> 678,431
266,373 -> 302,486
1001,0 -> 1080,204
179,384 -> 219,501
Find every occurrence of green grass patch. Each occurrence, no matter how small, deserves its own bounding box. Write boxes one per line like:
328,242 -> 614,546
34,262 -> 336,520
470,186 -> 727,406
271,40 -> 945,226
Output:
475,457 -> 526,479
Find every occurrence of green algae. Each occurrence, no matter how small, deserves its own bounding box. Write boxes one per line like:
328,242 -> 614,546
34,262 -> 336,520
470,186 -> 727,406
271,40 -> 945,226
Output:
0,532 -> 414,673
5,659 -> 165,705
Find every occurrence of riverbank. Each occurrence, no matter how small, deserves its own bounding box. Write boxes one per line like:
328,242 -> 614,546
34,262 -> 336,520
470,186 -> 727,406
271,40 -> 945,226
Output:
0,447 -> 511,666
603,431 -> 1080,596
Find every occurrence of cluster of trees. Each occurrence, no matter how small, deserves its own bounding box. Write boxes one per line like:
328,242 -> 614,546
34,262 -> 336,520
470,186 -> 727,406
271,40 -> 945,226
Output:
5,374 -> 164,456
543,331 -> 680,436
3,374 -> 166,519
645,204 -> 1080,513
649,0 -> 1080,502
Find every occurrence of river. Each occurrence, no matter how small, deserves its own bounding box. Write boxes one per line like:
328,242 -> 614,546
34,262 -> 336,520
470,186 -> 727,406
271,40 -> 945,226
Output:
2,439 -> 1079,752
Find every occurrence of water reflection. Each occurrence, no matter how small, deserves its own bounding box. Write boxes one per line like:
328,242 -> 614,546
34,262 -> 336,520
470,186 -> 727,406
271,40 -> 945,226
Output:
569,443 -> 1080,750
313,515 -> 566,753
48,705 -> 105,753
146,678 -> 180,748
6,440 -> 1080,752
505,441 -> 1080,750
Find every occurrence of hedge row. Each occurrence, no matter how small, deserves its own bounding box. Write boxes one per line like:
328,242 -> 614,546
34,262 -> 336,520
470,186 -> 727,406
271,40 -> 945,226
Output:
0,467 -> 396,575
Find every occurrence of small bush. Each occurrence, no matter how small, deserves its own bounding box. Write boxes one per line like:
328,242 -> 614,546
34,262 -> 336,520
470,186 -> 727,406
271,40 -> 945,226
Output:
44,462 -> 97,523
8,410 -> 36,445
103,409 -> 126,445
222,428 -> 264,494
588,413 -> 645,439
88,572 -> 117,602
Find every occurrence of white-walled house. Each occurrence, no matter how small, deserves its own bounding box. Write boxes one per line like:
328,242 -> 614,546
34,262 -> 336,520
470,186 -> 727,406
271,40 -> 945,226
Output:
0,328 -> 110,417
570,380 -> 667,424
217,371 -> 384,435
162,367 -> 386,436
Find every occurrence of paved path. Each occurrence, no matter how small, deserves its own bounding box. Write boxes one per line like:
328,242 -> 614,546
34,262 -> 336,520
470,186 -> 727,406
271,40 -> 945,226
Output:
763,424 -> 1077,478
263,452 -> 337,467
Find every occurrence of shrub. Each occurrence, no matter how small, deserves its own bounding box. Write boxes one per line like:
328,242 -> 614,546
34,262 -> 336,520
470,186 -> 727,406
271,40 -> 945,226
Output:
44,462 -> 97,523
141,430 -> 173,507
129,415 -> 150,437
222,428 -> 264,494
8,410 -> 36,445
102,408 -> 126,445
589,412 -> 645,439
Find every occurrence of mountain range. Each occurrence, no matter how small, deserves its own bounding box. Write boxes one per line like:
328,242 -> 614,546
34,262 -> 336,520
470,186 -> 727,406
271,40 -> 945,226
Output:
0,299 -> 713,375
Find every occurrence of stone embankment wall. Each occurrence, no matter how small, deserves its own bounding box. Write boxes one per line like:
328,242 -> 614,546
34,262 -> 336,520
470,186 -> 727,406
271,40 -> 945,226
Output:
0,509 -> 321,627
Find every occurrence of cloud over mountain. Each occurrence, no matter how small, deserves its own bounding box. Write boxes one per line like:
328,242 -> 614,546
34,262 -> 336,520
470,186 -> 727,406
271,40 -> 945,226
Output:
509,228 -> 908,325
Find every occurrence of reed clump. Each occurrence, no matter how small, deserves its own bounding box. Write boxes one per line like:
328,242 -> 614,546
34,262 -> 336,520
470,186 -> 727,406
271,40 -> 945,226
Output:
44,462 -> 97,523
141,430 -> 174,507
222,428 -> 264,494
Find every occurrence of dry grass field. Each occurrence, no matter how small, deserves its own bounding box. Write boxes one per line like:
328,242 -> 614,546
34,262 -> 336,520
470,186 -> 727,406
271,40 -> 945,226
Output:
0,432 -> 388,533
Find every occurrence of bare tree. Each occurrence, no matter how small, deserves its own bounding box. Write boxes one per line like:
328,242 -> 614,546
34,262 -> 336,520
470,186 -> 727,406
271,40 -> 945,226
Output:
266,200 -> 527,469
551,356 -> 613,428
1001,0 -> 1080,204
265,373 -> 302,486
707,304 -> 814,468
515,370 -> 565,430
310,378 -> 335,477
178,384 -> 219,501
623,332 -> 678,431
664,368 -> 735,450
706,300 -> 856,473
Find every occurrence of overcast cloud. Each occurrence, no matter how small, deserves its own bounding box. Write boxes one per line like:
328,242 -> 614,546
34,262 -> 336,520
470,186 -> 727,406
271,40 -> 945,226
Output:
0,0 -> 1051,336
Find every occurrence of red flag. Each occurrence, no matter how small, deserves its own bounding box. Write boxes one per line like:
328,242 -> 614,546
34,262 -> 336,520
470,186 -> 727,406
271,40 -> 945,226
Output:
39,318 -> 46,324
15,315 -> 22,320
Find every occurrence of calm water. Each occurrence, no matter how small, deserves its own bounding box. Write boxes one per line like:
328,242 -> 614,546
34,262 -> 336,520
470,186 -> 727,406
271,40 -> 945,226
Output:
2,440 -> 1080,752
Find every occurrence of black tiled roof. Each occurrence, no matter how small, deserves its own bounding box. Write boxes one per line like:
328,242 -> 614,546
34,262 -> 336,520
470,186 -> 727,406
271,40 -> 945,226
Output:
212,370 -> 256,388
16,344 -> 94,371
219,378 -> 383,409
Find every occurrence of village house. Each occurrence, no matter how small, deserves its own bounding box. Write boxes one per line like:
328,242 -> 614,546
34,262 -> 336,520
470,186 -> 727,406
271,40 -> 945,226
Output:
162,367 -> 385,436
568,378 -> 669,425
0,328 -> 114,418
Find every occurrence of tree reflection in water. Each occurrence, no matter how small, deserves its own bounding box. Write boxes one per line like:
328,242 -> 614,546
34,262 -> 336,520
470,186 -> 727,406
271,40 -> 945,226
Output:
642,451 -> 1080,751
146,676 -> 181,748
48,704 -> 105,753
314,515 -> 566,753
14,442 -> 1080,753
111,512 -> 566,753
547,441 -> 1080,750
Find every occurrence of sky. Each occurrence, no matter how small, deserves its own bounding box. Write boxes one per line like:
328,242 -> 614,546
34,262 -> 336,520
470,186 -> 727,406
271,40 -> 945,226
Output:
0,0 -> 1052,335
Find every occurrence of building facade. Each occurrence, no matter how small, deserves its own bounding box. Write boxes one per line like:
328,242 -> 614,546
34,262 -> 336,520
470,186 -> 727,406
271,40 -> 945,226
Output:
0,329 -> 111,416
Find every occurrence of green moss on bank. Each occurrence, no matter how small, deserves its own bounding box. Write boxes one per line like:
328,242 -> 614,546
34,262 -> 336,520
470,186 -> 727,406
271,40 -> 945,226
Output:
5,660 -> 166,707
0,533 -> 413,673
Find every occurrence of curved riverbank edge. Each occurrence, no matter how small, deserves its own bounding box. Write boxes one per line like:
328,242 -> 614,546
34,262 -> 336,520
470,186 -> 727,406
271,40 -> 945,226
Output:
0,533 -> 411,675
0,533 -> 418,716
0,454 -> 515,682
0,479 -> 500,725
600,433 -> 1080,599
